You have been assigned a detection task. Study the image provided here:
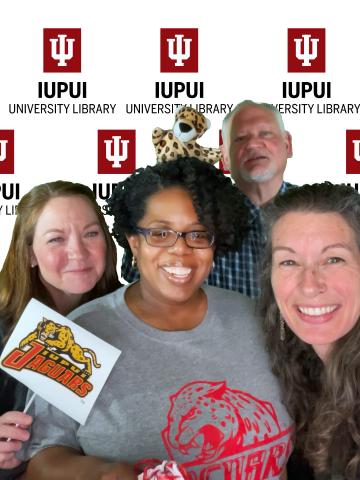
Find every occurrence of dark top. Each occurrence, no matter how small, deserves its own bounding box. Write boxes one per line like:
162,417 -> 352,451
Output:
0,324 -> 28,480
0,325 -> 27,415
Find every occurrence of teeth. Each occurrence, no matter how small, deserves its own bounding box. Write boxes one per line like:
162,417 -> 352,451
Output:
298,305 -> 337,316
163,266 -> 191,276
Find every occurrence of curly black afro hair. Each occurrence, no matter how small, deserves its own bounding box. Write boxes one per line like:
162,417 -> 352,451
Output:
106,157 -> 249,257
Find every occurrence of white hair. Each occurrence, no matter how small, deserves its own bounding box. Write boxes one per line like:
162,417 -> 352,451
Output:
221,100 -> 286,153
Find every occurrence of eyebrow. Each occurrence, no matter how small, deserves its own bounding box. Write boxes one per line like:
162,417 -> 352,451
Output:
235,122 -> 273,131
146,221 -> 205,229
42,221 -> 100,236
272,246 -> 296,254
321,243 -> 353,253
272,243 -> 353,254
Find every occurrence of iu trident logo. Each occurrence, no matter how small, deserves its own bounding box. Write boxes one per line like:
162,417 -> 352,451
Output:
288,28 -> 325,72
167,35 -> 192,66
161,28 -> 198,72
43,28 -> 81,73
0,130 -> 14,174
346,130 -> 360,174
50,35 -> 75,66
98,130 -> 136,174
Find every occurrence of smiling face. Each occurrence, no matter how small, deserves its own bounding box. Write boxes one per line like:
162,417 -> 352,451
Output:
271,211 -> 360,360
127,187 -> 214,307
30,195 -> 107,310
229,105 -> 292,187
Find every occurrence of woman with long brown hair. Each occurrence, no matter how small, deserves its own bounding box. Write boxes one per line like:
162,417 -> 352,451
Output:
260,182 -> 360,479
0,180 -> 120,478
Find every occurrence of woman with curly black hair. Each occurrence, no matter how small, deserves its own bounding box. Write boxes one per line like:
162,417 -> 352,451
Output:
260,182 -> 360,480
23,158 -> 292,480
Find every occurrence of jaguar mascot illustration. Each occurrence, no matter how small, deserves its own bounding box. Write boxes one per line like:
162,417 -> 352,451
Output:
19,318 -> 101,376
152,106 -> 222,165
162,380 -> 283,463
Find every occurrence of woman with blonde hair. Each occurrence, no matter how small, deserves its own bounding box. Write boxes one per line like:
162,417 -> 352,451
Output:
0,180 -> 120,478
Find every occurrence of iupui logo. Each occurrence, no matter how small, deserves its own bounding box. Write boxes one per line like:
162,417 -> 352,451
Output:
0,130 -> 14,174
98,130 -> 136,174
346,130 -> 360,174
43,28 -> 81,73
218,130 -> 230,174
161,381 -> 292,478
161,28 -> 198,73
0,299 -> 120,425
288,28 -> 326,73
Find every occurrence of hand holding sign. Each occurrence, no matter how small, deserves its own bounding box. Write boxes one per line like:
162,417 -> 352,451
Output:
0,299 -> 121,425
0,411 -> 32,469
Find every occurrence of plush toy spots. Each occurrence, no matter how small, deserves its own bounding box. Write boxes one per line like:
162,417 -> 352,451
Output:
152,106 -> 221,165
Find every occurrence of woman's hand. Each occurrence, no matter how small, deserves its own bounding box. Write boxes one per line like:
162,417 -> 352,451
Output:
0,411 -> 32,469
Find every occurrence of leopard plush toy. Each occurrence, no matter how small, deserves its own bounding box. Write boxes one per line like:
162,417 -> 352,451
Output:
152,106 -> 221,165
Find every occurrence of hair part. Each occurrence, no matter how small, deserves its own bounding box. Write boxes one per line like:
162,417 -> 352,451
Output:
106,157 -> 249,259
259,182 -> 360,478
0,181 -> 120,339
222,100 -> 286,153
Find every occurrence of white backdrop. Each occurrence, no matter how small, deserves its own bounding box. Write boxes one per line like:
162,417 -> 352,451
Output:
1,0 -> 359,275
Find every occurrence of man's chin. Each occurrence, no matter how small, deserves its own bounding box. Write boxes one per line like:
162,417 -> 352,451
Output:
240,168 -> 276,183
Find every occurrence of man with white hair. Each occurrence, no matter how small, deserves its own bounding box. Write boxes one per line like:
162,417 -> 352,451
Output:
222,101 -> 292,204
207,100 -> 293,298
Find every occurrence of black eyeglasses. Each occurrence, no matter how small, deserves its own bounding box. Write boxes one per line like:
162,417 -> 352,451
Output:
135,227 -> 215,249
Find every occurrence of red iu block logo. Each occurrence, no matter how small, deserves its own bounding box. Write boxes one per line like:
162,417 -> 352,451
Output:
288,28 -> 325,72
43,28 -> 81,73
346,130 -> 360,174
160,28 -> 198,73
0,130 -> 14,174
98,130 -> 136,174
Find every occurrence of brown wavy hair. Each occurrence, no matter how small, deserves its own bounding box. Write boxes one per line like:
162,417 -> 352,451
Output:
0,181 -> 120,339
259,182 -> 360,478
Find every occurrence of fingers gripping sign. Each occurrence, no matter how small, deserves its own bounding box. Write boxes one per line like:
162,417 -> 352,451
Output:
0,410 -> 33,469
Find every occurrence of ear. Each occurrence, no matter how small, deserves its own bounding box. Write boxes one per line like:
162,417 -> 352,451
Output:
205,117 -> 211,130
126,234 -> 140,260
38,318 -> 46,328
284,131 -> 293,158
29,247 -> 38,268
220,144 -> 230,171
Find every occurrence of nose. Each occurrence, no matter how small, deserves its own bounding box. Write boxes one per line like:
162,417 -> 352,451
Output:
67,236 -> 88,259
246,134 -> 263,149
167,235 -> 192,255
299,267 -> 326,297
